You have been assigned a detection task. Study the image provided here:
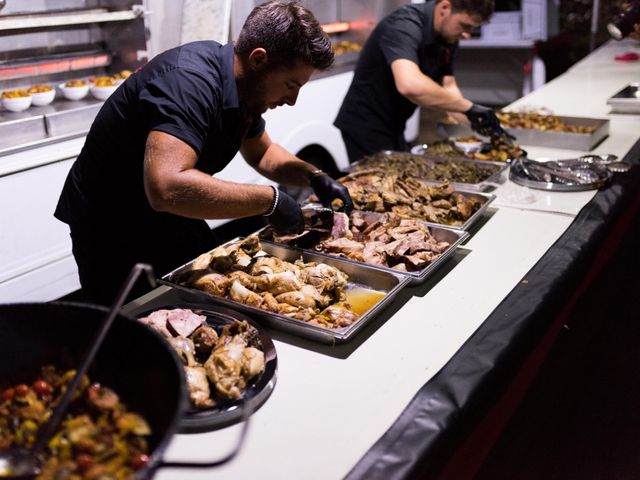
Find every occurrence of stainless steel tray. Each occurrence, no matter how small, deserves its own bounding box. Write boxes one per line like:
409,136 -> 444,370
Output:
414,184 -> 495,231
256,219 -> 469,285
160,239 -> 410,344
401,147 -> 508,191
509,159 -> 612,191
439,116 -> 610,151
607,83 -> 640,113
337,170 -> 496,231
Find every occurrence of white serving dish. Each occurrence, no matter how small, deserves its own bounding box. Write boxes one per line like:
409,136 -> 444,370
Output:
2,94 -> 32,112
90,84 -> 118,101
59,82 -> 89,101
30,88 -> 56,107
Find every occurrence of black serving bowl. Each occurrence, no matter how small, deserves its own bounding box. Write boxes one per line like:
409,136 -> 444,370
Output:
0,301 -> 189,479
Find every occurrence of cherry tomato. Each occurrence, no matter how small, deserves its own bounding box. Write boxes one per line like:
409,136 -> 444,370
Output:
14,384 -> 29,397
130,453 -> 150,470
1,387 -> 15,401
75,453 -> 94,471
32,379 -> 52,396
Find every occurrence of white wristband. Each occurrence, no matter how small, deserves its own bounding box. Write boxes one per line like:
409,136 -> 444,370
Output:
263,185 -> 279,217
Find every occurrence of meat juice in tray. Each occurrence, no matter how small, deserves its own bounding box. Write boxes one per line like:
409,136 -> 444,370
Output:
258,209 -> 469,285
161,236 -> 409,343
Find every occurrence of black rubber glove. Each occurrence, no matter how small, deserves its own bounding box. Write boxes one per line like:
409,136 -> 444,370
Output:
265,188 -> 304,234
310,173 -> 354,213
464,103 -> 509,138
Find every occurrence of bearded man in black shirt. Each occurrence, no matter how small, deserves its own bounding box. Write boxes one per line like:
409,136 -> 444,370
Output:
55,1 -> 353,304
335,0 -> 508,162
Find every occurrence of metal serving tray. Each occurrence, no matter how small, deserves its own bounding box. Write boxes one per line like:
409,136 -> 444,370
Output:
439,116 -> 610,151
336,170 -> 496,231
160,239 -> 410,344
414,184 -> 495,231
402,147 -> 508,191
607,83 -> 640,113
256,220 -> 469,285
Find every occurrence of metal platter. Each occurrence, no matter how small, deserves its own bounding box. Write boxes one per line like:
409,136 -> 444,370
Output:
509,158 -> 613,191
161,239 -> 410,344
256,218 -> 469,285
421,183 -> 496,231
439,116 -> 610,151
135,303 -> 277,433
607,83 -> 640,113
351,149 -> 508,192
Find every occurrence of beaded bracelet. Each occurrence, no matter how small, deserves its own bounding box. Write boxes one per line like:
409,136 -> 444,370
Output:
263,185 -> 279,217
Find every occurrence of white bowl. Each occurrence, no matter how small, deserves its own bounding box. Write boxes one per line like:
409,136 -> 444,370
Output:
453,139 -> 483,155
30,88 -> 56,107
2,95 -> 32,112
90,84 -> 118,101
59,82 -> 89,101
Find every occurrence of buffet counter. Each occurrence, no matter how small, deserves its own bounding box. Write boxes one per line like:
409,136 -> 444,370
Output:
120,39 -> 640,479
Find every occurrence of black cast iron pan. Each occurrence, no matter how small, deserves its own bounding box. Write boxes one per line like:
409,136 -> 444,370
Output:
0,302 -> 248,479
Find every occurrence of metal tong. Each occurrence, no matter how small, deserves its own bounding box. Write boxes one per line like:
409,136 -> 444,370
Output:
513,157 -> 601,184
301,206 -> 334,233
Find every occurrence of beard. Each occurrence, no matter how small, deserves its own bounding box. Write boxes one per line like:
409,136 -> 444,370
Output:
241,70 -> 270,115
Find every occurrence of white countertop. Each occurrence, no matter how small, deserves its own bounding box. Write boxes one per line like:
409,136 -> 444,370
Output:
119,40 -> 640,479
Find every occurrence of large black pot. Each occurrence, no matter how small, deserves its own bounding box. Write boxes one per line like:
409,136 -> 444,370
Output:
0,302 -> 244,478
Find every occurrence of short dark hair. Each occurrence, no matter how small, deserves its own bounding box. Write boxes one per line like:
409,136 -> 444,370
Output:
447,0 -> 495,22
235,1 -> 334,71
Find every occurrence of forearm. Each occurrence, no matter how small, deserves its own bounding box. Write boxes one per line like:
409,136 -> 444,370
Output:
250,142 -> 317,187
407,78 -> 472,112
392,60 -> 472,112
146,168 -> 274,219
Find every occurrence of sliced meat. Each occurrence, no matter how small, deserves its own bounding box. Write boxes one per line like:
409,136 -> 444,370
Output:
166,309 -> 206,338
330,212 -> 350,239
138,310 -> 172,338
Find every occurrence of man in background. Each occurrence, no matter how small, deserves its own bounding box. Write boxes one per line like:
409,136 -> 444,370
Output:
335,0 -> 509,162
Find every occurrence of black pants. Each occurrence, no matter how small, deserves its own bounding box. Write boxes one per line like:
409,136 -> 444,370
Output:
341,130 -> 410,163
69,219 -> 218,306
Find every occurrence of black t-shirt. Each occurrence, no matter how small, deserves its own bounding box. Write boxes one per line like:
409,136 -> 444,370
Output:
334,1 -> 457,152
55,41 -> 264,232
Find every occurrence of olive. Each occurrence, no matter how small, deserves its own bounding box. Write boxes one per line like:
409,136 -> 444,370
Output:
75,453 -> 94,471
130,453 -> 150,470
33,379 -> 53,396
14,384 -> 29,397
1,387 -> 15,401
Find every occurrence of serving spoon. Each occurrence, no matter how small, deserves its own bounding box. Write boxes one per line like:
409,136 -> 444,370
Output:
0,263 -> 156,479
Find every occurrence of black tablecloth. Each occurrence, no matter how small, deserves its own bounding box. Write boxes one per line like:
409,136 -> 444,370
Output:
346,139 -> 640,480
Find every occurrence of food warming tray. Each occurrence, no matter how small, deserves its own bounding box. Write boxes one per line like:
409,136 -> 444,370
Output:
607,83 -> 640,113
160,240 -> 410,344
392,147 -> 509,191
256,220 -> 469,285
418,185 -> 495,231
439,116 -> 610,151
336,171 -> 496,231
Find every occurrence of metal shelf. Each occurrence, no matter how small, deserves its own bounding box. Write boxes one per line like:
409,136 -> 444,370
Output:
0,6 -> 147,33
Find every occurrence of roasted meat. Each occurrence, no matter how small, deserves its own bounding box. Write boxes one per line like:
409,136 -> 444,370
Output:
138,309 -> 265,409
336,170 -> 482,227
178,237 -> 359,329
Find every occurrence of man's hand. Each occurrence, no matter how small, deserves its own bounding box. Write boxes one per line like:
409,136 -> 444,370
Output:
265,188 -> 304,234
464,104 -> 509,138
310,173 -> 354,213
